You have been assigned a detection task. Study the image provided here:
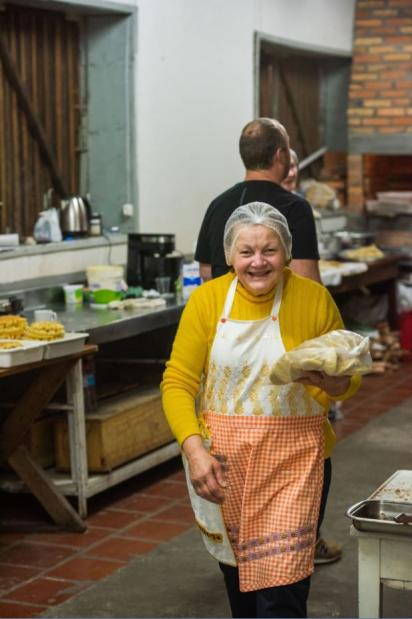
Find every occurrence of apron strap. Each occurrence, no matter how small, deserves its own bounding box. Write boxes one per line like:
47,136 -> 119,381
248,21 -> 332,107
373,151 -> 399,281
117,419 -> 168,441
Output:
272,274 -> 283,317
222,277 -> 238,319
221,274 -> 284,321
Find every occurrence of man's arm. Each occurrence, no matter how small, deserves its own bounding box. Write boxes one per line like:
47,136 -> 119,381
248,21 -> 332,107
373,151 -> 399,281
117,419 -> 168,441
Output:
199,263 -> 212,282
289,258 -> 321,283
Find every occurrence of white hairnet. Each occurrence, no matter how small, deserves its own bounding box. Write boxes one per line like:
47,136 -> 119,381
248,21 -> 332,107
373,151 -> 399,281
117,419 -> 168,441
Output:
223,202 -> 292,265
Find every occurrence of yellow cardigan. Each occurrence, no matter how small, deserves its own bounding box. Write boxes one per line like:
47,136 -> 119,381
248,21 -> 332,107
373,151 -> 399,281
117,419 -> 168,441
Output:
161,269 -> 361,458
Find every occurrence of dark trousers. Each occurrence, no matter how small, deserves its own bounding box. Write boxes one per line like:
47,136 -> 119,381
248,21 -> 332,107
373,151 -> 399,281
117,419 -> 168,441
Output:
219,458 -> 332,618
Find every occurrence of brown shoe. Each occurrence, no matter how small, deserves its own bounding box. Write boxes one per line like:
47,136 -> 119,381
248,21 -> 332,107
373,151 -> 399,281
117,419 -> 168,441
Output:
314,537 -> 342,565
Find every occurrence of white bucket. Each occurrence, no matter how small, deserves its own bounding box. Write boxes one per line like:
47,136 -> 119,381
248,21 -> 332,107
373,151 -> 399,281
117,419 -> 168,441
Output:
86,265 -> 125,292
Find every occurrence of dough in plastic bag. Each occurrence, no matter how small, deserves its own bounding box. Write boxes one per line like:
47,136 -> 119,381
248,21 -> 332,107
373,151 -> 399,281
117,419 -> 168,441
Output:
270,329 -> 372,385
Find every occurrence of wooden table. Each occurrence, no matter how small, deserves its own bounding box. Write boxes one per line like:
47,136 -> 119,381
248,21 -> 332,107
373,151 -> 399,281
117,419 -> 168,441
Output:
0,344 -> 97,532
328,255 -> 401,326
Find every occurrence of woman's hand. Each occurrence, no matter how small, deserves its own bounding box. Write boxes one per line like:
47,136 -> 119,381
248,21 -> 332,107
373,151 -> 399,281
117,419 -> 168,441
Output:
295,371 -> 350,397
182,435 -> 227,504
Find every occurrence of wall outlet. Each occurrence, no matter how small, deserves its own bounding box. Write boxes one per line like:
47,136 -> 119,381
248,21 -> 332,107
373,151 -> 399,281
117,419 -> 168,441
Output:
122,203 -> 134,217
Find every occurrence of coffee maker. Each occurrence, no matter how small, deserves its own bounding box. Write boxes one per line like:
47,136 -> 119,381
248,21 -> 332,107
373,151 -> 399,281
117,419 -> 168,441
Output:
127,233 -> 183,291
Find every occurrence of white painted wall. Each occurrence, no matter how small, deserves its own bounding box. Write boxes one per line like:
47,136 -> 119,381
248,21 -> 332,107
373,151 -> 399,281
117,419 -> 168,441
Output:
0,241 -> 127,287
131,0 -> 355,252
37,0 -> 355,257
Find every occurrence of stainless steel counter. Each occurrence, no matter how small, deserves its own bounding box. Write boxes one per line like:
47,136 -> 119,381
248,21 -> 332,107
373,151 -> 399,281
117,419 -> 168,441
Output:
40,298 -> 185,345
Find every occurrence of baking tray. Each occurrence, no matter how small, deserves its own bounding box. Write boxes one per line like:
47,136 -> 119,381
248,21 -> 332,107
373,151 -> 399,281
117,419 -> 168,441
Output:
0,339 -> 47,367
369,470 -> 412,504
347,499 -> 412,536
43,332 -> 89,360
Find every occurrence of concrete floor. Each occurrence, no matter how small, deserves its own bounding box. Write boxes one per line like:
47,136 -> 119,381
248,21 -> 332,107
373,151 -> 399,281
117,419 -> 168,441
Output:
43,397 -> 412,619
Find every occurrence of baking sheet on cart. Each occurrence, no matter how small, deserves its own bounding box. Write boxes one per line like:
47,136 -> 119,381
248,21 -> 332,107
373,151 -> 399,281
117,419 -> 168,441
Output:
369,470 -> 412,503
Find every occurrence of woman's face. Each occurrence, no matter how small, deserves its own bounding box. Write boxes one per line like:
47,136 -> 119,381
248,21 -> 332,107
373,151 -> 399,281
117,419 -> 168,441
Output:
282,155 -> 298,192
231,225 -> 286,296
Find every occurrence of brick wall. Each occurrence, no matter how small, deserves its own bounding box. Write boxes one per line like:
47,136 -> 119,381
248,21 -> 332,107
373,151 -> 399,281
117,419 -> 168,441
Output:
347,0 -> 412,210
347,154 -> 364,212
349,0 -> 412,136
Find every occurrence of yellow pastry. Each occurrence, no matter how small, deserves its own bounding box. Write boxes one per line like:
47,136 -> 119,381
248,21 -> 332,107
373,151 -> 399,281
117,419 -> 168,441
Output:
0,315 -> 28,339
0,340 -> 23,349
25,321 -> 65,341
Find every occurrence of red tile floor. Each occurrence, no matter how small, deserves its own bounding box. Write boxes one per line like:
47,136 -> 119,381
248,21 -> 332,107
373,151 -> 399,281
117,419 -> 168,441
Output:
0,359 -> 411,618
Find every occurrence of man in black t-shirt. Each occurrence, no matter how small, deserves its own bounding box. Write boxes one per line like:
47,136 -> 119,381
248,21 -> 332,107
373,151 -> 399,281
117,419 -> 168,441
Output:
195,118 -> 320,282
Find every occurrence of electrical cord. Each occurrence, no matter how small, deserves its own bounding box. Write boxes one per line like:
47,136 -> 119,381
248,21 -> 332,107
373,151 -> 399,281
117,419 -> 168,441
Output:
103,230 -> 114,265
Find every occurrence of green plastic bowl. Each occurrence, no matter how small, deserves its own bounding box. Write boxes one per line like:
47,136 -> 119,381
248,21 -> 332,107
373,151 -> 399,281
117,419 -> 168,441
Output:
90,289 -> 122,304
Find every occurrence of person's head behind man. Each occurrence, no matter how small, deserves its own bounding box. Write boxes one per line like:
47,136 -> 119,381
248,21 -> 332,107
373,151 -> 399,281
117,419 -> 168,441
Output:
239,118 -> 291,182
281,149 -> 299,193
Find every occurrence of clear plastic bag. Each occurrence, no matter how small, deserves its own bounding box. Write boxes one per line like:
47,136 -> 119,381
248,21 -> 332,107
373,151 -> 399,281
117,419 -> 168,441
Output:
33,208 -> 62,243
270,329 -> 372,385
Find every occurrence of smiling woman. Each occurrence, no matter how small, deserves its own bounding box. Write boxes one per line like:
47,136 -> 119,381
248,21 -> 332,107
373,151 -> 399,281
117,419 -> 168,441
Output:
161,201 -> 361,619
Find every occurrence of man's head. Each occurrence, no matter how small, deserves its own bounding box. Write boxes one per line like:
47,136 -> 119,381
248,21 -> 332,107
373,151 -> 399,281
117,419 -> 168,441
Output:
239,118 -> 290,180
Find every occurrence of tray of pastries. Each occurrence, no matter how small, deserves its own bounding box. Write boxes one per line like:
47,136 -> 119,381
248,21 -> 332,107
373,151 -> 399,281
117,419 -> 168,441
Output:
0,316 -> 88,365
23,320 -> 88,359
338,244 -> 384,262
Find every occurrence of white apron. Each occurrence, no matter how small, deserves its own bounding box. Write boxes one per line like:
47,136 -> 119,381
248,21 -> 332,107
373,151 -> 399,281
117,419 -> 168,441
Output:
183,276 -> 325,591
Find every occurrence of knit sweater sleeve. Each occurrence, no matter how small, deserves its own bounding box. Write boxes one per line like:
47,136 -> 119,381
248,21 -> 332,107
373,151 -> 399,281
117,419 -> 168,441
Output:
161,282 -> 219,445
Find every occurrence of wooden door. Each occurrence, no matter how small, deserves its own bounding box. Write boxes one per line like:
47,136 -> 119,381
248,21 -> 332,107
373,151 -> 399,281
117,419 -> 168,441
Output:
0,4 -> 81,237
260,46 -> 321,175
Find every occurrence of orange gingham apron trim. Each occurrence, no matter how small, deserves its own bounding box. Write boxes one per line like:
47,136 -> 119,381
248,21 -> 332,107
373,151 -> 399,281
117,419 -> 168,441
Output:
203,411 -> 325,592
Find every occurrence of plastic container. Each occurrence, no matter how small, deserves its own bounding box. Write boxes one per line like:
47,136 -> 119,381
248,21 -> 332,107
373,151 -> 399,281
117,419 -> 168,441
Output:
86,265 -> 125,304
0,339 -> 47,367
89,213 -> 103,236
43,332 -> 89,360
182,261 -> 201,300
155,276 -> 171,296
63,284 -> 84,305
91,289 -> 122,304
82,355 -> 98,412
399,311 -> 412,351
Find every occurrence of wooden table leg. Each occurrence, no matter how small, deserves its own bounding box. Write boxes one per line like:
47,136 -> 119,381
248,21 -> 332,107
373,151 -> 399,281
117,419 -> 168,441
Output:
0,359 -> 74,462
8,444 -> 86,532
0,357 -> 87,531
66,359 -> 89,519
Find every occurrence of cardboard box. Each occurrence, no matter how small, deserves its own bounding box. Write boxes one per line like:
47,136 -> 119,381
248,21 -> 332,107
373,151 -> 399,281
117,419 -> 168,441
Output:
54,387 -> 174,472
1,414 -> 55,471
